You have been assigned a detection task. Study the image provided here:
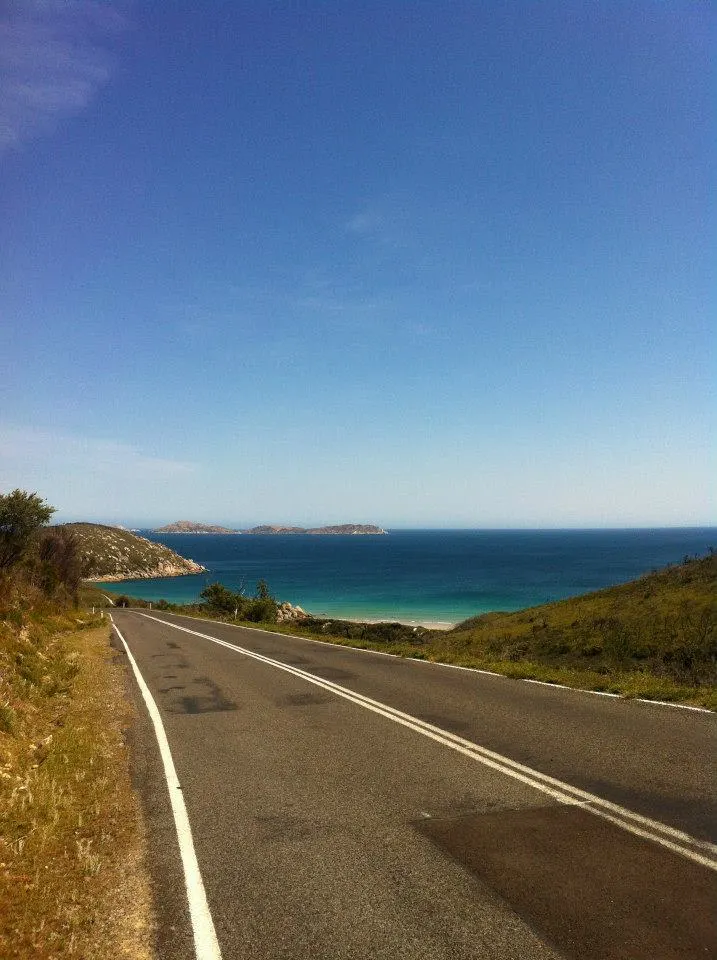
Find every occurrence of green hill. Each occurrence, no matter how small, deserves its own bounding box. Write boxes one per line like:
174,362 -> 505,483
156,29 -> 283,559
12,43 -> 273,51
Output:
443,551 -> 716,684
60,523 -> 206,581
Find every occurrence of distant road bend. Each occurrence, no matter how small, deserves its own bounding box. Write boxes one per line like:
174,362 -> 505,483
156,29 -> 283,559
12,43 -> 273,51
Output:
111,609 -> 717,960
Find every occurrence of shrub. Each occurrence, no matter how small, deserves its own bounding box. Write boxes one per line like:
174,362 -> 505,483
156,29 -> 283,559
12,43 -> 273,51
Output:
244,597 -> 278,623
32,527 -> 84,603
200,582 -> 244,615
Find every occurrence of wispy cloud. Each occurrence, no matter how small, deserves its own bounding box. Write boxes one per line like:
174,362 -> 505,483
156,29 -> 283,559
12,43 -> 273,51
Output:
0,424 -> 197,481
345,202 -> 414,251
0,1 -> 127,153
0,423 -> 203,522
346,209 -> 385,237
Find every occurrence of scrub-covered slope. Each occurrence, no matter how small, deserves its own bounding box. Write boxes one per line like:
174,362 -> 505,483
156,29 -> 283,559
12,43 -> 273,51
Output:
63,523 -> 206,581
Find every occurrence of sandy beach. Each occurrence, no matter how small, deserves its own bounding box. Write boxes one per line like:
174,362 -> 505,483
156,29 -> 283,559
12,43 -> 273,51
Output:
326,615 -> 455,632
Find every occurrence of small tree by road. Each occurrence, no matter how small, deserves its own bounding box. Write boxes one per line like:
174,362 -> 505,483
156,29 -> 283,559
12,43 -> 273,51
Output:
199,579 -> 278,622
0,490 -> 56,571
200,582 -> 243,614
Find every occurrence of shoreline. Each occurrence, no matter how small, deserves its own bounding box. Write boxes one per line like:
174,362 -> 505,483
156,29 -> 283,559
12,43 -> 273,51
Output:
84,566 -> 206,583
318,615 -> 455,631
94,581 -> 457,629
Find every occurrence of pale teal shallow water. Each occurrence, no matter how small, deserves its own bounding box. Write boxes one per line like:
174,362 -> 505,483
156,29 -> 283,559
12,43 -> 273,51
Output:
103,528 -> 716,626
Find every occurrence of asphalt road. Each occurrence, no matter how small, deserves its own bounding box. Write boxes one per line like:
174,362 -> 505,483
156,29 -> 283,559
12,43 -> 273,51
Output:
111,609 -> 717,960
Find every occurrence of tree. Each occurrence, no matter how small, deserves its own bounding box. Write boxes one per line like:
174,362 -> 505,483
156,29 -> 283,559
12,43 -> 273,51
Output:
200,582 -> 242,614
244,597 -> 278,623
34,526 -> 84,601
246,579 -> 277,622
0,490 -> 56,571
255,579 -> 272,600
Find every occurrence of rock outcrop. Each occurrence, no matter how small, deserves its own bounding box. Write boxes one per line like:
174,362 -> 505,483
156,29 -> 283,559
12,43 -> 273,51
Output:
276,601 -> 310,623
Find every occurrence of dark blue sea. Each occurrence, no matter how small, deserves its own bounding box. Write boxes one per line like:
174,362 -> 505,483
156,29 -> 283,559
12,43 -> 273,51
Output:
109,528 -> 715,626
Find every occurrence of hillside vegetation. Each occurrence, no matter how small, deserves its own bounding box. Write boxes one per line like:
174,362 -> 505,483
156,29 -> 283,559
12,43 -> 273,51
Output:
61,523 -> 205,581
438,551 -> 716,682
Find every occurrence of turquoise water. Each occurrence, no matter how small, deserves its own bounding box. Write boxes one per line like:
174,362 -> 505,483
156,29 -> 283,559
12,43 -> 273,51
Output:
105,528 -> 715,626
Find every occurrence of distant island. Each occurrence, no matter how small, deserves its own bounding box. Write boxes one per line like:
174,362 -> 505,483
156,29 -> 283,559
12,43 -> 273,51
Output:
244,524 -> 387,535
154,521 -> 240,534
153,521 -> 387,535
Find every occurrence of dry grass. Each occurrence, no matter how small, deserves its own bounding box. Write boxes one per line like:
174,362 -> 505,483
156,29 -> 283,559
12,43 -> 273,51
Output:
0,616 -> 155,959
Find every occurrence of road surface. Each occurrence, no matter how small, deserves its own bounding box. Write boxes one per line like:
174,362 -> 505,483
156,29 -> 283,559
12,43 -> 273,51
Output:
111,609 -> 716,960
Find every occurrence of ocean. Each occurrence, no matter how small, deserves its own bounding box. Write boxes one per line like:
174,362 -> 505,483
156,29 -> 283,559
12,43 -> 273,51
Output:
108,528 -> 715,627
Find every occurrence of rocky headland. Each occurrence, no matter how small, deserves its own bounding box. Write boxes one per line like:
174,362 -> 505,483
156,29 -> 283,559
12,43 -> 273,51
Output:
62,523 -> 207,581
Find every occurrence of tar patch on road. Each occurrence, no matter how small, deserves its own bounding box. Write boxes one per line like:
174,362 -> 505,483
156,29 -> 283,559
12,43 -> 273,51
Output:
163,676 -> 239,714
418,805 -> 716,960
275,691 -> 336,707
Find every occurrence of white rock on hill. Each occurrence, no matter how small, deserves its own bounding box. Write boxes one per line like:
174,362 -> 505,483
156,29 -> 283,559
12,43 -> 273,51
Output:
276,602 -> 309,623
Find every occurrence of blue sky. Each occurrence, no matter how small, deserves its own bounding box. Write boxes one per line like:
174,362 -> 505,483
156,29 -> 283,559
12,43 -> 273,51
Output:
1,1 -> 713,527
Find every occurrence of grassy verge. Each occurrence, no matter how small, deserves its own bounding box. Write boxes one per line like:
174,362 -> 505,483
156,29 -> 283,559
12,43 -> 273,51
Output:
0,610 -> 154,958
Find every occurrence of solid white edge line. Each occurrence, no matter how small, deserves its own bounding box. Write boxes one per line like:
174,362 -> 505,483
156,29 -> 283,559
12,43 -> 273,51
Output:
136,612 -> 717,872
522,678 -> 622,698
110,616 -> 222,960
159,611 -> 714,713
634,698 -> 712,713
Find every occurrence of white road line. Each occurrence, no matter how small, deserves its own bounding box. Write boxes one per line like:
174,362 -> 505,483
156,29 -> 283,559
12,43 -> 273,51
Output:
162,612 -> 714,713
522,678 -> 622,697
136,612 -> 717,872
634,698 -> 713,713
111,617 -> 222,960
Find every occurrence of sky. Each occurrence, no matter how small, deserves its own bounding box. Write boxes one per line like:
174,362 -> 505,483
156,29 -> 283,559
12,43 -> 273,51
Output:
0,1 -> 714,528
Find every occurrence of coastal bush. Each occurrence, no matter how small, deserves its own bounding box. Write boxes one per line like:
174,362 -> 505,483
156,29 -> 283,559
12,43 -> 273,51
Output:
0,491 -> 88,612
0,489 -> 55,571
200,582 -> 243,614
444,553 -> 717,685
296,617 -> 427,645
244,597 -> 278,622
243,580 -> 278,622
31,525 -> 85,603
197,579 -> 279,623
